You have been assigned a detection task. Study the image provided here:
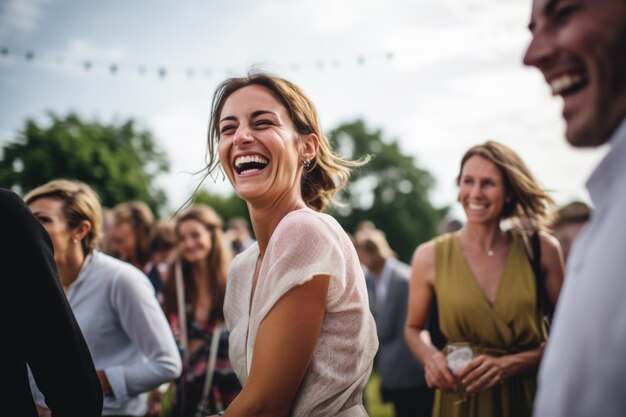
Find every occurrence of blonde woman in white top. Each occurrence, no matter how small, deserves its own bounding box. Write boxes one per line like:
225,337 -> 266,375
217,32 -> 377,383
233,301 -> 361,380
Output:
204,72 -> 378,417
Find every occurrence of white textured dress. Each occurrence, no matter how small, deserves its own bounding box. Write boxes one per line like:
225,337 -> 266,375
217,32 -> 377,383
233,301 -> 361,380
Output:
224,208 -> 378,416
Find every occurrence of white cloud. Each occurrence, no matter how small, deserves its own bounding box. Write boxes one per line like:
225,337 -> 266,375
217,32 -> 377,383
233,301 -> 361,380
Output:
64,39 -> 127,63
0,0 -> 605,216
0,0 -> 51,37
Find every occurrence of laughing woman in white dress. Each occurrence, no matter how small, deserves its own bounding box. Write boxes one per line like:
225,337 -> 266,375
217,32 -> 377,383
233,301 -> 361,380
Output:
204,72 -> 378,417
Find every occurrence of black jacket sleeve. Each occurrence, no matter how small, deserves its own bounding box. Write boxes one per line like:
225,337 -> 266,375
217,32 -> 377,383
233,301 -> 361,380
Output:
0,188 -> 103,417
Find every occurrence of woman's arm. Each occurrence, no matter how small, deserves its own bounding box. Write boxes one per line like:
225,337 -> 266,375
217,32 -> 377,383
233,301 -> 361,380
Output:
539,232 -> 565,308
404,242 -> 457,391
458,344 -> 545,393
458,232 -> 564,393
223,274 -> 330,417
104,265 -> 182,401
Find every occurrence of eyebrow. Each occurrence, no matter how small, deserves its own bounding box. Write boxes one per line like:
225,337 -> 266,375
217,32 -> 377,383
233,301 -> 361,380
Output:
528,0 -> 561,31
219,110 -> 278,124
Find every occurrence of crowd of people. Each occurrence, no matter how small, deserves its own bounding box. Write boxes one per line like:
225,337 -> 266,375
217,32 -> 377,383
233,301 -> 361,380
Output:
8,1 -> 625,416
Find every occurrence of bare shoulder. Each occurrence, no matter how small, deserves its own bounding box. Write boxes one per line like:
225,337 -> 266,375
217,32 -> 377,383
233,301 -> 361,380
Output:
538,231 -> 565,305
412,240 -> 436,265
538,231 -> 563,261
410,239 -> 437,286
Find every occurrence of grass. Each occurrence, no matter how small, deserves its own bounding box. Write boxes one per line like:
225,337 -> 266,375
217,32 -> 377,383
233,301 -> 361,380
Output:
366,371 -> 394,417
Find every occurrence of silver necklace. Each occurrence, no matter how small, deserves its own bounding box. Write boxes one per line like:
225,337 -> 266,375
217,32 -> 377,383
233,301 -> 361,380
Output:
462,233 -> 496,257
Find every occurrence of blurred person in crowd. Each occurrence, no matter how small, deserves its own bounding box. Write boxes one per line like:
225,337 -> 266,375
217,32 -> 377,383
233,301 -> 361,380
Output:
548,201 -> 591,264
356,228 -> 433,417
204,71 -> 378,416
1,188 -> 103,417
99,206 -> 115,253
25,180 -> 181,416
162,204 -> 241,416
109,200 -> 154,272
439,217 -> 463,235
356,219 -> 377,232
405,141 -> 564,417
224,216 -> 255,255
145,219 -> 177,304
523,1 -> 626,415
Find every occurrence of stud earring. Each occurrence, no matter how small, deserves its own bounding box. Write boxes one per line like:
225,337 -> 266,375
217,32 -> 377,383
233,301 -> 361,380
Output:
303,159 -> 311,169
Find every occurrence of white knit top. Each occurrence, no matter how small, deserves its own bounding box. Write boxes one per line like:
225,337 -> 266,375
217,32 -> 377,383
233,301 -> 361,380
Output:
224,208 -> 378,417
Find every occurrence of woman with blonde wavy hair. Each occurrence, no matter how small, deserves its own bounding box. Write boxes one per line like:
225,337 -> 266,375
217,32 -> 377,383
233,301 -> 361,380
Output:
405,141 -> 565,417
204,71 -> 378,417
24,179 -> 181,417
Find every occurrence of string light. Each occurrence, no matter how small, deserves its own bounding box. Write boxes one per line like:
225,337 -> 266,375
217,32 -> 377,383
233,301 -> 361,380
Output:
0,44 -> 397,81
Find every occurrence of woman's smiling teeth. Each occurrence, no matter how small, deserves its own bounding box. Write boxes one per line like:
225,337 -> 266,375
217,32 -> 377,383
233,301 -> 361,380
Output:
468,203 -> 486,211
234,154 -> 269,175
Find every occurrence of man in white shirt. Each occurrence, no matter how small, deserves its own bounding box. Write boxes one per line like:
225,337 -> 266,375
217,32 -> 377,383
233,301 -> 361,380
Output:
523,1 -> 626,415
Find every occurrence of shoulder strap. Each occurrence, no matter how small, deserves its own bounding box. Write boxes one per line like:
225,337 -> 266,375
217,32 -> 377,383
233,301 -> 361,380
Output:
175,261 -> 188,361
527,231 -> 553,318
197,323 -> 224,415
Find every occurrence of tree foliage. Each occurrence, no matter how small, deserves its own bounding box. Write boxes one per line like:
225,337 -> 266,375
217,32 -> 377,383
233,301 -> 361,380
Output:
0,112 -> 170,214
192,190 -> 251,227
328,120 -> 446,263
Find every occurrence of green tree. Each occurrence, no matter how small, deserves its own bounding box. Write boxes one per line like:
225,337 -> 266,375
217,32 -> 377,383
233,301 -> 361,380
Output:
328,120 -> 445,263
192,190 -> 250,228
0,112 -> 170,214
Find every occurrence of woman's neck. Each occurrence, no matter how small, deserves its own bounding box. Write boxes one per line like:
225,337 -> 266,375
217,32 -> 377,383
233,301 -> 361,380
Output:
459,223 -> 507,254
56,249 -> 86,290
190,260 -> 211,305
248,196 -> 307,257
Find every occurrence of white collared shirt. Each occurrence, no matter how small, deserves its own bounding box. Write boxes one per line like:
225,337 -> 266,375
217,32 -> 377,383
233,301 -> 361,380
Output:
30,251 -> 181,415
534,117 -> 626,417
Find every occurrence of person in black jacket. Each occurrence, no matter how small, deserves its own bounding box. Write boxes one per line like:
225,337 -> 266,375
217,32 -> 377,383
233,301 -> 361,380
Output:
0,188 -> 103,417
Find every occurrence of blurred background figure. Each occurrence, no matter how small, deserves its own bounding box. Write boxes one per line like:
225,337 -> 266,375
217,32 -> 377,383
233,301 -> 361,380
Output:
99,207 -> 116,254
109,200 -> 155,272
163,205 -> 241,416
356,219 -> 377,233
145,219 -> 177,304
439,217 -> 463,235
405,141 -> 564,417
549,201 -> 591,264
224,216 -> 254,256
25,180 -> 181,416
356,227 -> 433,417
2,187 -> 103,417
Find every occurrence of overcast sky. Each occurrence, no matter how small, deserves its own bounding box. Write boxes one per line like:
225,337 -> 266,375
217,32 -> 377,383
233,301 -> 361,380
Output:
0,0 -> 607,218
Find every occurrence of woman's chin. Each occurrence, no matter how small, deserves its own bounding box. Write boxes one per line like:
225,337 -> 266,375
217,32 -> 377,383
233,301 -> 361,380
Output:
183,254 -> 207,264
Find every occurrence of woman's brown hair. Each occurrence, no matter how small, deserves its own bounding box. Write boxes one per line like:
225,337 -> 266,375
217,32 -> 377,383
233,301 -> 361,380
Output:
111,201 -> 154,267
206,71 -> 369,212
456,140 -> 556,230
163,204 -> 231,322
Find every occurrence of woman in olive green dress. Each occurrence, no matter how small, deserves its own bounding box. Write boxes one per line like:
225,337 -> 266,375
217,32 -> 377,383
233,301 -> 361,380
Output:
405,141 -> 564,417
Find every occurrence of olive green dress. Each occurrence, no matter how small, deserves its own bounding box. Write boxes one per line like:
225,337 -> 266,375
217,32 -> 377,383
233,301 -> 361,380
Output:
432,231 -> 544,417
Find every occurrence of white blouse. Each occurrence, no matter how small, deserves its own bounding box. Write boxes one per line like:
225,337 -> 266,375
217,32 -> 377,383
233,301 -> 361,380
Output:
224,208 -> 378,417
